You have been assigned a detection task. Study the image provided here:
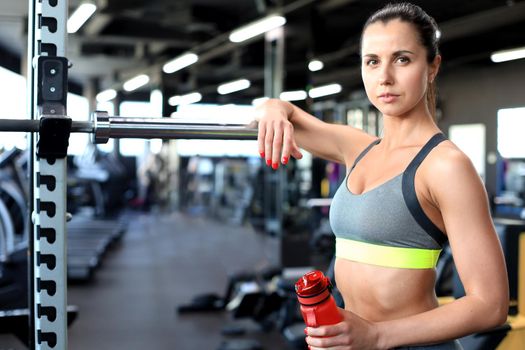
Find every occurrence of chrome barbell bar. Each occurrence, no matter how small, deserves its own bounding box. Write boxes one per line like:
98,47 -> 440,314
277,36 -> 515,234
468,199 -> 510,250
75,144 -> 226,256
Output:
0,110 -> 258,143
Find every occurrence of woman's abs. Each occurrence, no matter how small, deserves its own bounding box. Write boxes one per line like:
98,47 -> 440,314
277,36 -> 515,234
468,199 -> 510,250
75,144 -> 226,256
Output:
334,257 -> 439,322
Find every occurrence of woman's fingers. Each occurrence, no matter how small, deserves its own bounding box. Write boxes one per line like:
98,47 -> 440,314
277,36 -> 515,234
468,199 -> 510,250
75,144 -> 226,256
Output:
306,334 -> 353,349
291,140 -> 303,160
306,323 -> 346,338
305,326 -> 353,349
258,119 -> 300,169
257,120 -> 266,159
264,121 -> 274,167
271,122 -> 284,169
281,123 -> 295,165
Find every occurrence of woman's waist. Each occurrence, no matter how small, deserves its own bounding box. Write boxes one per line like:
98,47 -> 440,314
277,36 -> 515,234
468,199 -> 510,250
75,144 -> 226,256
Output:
334,257 -> 438,321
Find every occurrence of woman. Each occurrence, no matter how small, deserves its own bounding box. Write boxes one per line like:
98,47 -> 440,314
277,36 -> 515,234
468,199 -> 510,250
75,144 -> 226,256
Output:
255,3 -> 508,349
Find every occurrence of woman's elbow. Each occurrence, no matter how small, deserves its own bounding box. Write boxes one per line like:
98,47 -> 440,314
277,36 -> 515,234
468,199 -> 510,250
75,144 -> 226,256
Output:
486,297 -> 509,328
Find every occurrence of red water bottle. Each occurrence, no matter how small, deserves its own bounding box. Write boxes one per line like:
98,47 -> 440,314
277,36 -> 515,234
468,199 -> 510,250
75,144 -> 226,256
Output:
295,270 -> 343,327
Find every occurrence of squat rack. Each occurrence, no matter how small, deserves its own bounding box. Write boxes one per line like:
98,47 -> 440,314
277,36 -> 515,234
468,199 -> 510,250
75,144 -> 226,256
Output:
26,1 -> 69,348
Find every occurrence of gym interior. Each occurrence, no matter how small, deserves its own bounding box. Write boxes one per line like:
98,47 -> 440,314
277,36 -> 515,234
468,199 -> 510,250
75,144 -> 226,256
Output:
1,0 -> 525,349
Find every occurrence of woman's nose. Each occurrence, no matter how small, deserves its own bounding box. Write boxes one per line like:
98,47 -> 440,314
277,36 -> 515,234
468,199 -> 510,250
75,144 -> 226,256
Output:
378,65 -> 394,85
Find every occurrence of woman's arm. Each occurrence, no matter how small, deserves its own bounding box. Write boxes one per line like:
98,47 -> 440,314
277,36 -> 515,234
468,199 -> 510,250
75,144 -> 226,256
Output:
376,148 -> 508,348
255,99 -> 375,167
306,146 -> 509,349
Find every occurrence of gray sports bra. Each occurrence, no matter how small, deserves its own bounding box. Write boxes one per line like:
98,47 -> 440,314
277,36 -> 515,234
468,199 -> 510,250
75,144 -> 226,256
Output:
329,133 -> 448,269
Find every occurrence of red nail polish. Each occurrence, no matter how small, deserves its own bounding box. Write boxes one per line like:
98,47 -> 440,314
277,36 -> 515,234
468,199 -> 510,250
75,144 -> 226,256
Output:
266,159 -> 271,166
304,328 -> 308,335
272,162 -> 278,170
260,151 -> 265,158
282,156 -> 289,165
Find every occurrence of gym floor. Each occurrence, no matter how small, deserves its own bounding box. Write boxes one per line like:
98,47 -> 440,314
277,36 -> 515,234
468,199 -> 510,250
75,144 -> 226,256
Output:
1,211 -> 297,350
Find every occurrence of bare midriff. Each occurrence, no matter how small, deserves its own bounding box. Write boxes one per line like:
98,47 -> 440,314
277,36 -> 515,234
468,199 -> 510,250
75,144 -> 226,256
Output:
335,257 -> 439,322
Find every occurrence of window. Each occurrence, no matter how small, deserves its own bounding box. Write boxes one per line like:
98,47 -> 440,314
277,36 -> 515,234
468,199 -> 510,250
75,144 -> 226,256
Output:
449,123 -> 486,179
173,103 -> 259,157
119,101 -> 151,157
0,66 -> 27,150
498,107 -> 525,159
67,93 -> 90,155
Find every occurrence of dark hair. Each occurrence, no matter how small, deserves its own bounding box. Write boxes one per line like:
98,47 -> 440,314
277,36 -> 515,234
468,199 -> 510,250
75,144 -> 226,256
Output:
361,2 -> 441,118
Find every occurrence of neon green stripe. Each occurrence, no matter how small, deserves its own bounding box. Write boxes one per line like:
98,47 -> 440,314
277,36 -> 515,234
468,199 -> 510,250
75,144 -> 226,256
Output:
335,238 -> 441,269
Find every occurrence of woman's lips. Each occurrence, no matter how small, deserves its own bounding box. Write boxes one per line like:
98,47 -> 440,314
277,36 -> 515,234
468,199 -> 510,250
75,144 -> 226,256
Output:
378,93 -> 399,103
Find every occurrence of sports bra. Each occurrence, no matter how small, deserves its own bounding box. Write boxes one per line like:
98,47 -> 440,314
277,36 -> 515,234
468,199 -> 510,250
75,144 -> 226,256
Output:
329,133 -> 448,269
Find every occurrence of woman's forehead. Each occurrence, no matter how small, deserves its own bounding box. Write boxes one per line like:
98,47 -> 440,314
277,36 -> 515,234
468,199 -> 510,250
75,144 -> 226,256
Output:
361,19 -> 421,54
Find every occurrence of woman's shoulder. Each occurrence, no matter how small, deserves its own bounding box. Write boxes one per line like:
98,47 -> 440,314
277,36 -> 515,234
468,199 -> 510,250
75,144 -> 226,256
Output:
421,139 -> 491,224
429,139 -> 472,168
423,139 -> 480,186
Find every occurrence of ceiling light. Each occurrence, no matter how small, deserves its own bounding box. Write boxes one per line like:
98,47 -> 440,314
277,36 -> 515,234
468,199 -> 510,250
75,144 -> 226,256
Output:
229,15 -> 286,43
123,74 -> 150,92
168,96 -> 180,106
252,97 -> 270,106
96,89 -> 117,103
309,83 -> 342,98
163,53 -> 199,74
168,92 -> 202,106
308,60 -> 324,72
491,46 -> 525,63
150,89 -> 163,117
280,90 -> 307,101
217,79 -> 251,95
67,3 -> 97,34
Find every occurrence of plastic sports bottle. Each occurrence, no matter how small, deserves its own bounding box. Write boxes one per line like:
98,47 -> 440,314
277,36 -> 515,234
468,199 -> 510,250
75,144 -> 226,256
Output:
295,270 -> 342,327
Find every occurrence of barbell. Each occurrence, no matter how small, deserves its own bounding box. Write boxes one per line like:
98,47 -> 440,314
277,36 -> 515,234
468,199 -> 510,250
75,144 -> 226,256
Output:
0,111 -> 259,143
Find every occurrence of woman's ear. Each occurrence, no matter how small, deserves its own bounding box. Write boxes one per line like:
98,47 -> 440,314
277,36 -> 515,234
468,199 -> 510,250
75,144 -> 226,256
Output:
429,55 -> 442,82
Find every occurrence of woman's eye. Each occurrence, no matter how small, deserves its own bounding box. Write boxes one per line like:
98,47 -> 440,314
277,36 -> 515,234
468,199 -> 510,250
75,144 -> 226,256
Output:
366,59 -> 378,66
396,56 -> 410,63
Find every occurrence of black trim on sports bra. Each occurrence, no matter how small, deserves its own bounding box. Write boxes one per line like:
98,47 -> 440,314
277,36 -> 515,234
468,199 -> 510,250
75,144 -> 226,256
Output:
402,133 -> 448,247
349,138 -> 381,172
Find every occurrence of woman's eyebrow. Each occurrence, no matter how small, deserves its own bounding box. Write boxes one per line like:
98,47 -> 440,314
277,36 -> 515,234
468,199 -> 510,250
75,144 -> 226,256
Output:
393,50 -> 415,56
362,50 -> 416,58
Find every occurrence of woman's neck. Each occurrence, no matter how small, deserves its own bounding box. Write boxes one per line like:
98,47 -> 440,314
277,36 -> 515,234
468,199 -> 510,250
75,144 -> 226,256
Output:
380,105 -> 440,150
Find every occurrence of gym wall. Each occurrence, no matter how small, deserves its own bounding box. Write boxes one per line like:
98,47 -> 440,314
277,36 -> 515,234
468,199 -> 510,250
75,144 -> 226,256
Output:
438,58 -> 525,196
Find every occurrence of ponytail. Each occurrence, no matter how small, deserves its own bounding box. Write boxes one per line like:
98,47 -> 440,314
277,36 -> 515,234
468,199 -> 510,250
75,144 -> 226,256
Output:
426,81 -> 437,121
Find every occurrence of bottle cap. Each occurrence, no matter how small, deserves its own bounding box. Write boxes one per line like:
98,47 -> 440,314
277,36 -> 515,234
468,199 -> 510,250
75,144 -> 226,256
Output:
295,270 -> 329,297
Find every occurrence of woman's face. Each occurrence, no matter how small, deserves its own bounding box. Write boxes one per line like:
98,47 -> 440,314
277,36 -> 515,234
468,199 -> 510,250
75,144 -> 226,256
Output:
361,19 -> 439,118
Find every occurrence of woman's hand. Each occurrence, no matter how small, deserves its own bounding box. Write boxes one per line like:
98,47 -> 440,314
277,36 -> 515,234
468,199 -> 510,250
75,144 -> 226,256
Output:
305,308 -> 381,350
255,99 -> 303,169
